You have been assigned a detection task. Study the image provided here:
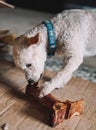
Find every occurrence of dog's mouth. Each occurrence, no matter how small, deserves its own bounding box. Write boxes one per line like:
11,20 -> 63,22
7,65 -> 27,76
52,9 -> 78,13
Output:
28,79 -> 35,85
28,81 -> 38,87
27,74 -> 43,85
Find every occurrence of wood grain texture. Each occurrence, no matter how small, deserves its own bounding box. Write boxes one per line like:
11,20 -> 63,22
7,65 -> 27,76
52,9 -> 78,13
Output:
0,68 -> 95,130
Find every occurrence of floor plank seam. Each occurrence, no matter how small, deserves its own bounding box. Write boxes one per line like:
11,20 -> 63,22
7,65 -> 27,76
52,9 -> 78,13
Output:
0,87 -> 25,116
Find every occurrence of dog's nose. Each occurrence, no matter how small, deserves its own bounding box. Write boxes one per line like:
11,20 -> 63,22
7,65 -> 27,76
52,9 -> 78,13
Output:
28,79 -> 35,85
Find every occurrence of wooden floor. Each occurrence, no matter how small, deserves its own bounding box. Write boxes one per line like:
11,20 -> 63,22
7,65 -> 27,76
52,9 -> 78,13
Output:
0,63 -> 96,130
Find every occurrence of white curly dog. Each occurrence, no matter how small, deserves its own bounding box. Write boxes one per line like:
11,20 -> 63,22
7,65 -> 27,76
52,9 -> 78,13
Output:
13,9 -> 96,98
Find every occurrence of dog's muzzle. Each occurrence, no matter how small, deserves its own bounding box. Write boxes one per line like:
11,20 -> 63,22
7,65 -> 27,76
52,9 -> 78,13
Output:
28,79 -> 35,85
27,73 -> 43,85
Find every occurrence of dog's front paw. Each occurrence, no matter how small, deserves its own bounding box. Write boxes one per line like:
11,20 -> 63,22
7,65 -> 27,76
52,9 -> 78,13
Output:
39,82 -> 55,98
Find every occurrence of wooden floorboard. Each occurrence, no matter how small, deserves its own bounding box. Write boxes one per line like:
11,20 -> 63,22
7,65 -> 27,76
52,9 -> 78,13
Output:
0,68 -> 96,130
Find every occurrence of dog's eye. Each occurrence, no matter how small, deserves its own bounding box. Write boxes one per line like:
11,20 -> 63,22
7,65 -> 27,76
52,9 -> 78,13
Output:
26,64 -> 31,68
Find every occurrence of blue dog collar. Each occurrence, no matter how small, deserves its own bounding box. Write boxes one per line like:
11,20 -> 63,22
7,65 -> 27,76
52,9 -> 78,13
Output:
43,21 -> 56,57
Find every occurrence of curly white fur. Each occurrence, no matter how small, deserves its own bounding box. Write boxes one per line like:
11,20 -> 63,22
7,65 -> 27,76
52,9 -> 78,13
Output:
13,9 -> 96,97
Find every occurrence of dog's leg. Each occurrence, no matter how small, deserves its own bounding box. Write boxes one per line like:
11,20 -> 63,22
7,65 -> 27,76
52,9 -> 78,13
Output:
39,49 -> 83,98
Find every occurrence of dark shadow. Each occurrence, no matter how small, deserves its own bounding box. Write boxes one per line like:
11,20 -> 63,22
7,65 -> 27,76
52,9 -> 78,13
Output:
0,74 -> 51,126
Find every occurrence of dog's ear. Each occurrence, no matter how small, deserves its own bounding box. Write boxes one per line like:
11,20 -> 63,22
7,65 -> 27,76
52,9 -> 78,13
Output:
28,33 -> 39,46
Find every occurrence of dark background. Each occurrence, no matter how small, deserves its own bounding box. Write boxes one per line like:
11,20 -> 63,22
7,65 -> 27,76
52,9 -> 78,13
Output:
6,0 -> 96,13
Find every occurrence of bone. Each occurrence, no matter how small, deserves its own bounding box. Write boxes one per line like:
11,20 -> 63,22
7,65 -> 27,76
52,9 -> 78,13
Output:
25,82 -> 84,127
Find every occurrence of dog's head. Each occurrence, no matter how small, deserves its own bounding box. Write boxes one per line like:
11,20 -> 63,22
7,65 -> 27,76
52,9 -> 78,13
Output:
13,33 -> 47,84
